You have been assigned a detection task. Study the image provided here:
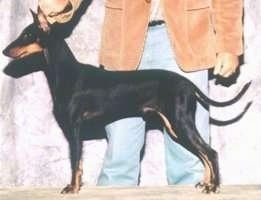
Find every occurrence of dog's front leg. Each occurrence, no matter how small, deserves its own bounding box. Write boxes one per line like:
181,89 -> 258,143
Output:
61,126 -> 83,194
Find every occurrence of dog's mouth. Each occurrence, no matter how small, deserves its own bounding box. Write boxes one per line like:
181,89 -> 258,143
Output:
15,51 -> 31,59
3,43 -> 44,59
3,51 -> 46,78
3,47 -> 27,59
12,52 -> 27,59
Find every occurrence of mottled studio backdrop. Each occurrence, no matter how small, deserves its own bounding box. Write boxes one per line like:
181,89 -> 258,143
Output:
0,0 -> 261,187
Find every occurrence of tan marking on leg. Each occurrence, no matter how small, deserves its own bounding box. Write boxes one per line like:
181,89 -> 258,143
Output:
200,154 -> 219,193
61,160 -> 83,194
157,112 -> 177,139
205,156 -> 215,184
72,160 -> 83,191
202,156 -> 212,184
198,153 -> 215,186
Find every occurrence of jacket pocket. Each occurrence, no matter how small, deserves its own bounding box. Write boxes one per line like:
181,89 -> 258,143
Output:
185,0 -> 210,10
185,0 -> 216,57
105,0 -> 123,9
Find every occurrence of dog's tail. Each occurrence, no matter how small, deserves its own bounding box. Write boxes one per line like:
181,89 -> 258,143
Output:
195,81 -> 251,108
210,101 -> 252,126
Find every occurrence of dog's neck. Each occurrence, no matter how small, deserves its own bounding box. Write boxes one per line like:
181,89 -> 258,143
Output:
43,37 -> 79,103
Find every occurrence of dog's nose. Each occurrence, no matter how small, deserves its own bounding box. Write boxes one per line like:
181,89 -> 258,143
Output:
2,48 -> 8,56
2,47 -> 12,57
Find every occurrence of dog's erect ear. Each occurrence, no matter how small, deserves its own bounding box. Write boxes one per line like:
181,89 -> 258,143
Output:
36,6 -> 50,33
30,9 -> 38,23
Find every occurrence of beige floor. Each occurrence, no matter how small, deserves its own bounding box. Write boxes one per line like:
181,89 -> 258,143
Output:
1,185 -> 261,200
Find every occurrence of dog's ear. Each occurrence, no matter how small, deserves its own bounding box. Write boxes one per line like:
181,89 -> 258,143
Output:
36,6 -> 50,33
30,9 -> 38,23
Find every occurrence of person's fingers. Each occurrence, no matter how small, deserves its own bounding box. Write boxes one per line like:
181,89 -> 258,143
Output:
213,56 -> 223,75
214,52 -> 239,77
219,63 -> 234,77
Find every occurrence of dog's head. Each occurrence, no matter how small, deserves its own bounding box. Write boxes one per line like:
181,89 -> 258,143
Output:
3,7 -> 51,59
2,8 -> 51,78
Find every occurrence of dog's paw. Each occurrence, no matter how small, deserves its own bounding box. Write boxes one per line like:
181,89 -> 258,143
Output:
61,184 -> 80,194
195,182 -> 220,194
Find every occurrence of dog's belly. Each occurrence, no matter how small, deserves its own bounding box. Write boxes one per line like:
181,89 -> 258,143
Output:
77,90 -> 160,125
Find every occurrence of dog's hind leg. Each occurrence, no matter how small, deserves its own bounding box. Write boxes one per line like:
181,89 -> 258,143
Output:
172,117 -> 219,193
61,125 -> 83,194
156,109 -> 220,193
142,108 -> 178,139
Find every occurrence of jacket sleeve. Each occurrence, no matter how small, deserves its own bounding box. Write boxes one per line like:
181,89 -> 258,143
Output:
212,0 -> 243,55
39,0 -> 83,24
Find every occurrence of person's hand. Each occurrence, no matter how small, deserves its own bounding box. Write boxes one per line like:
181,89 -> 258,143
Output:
213,52 -> 239,78
41,0 -> 69,14
38,0 -> 69,24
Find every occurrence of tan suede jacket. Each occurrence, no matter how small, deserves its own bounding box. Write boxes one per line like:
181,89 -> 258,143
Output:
40,0 -> 243,71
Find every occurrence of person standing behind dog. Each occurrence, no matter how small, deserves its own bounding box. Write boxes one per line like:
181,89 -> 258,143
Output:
38,0 -> 243,186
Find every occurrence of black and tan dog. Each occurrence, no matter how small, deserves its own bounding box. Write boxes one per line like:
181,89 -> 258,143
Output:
3,9 -> 251,194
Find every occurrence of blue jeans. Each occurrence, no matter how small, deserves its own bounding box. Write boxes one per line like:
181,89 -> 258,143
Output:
97,24 -> 209,185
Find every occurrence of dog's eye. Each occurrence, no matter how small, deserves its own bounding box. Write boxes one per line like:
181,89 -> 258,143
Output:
23,33 -> 33,39
23,33 -> 28,39
22,33 -> 34,41
27,33 -> 33,38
